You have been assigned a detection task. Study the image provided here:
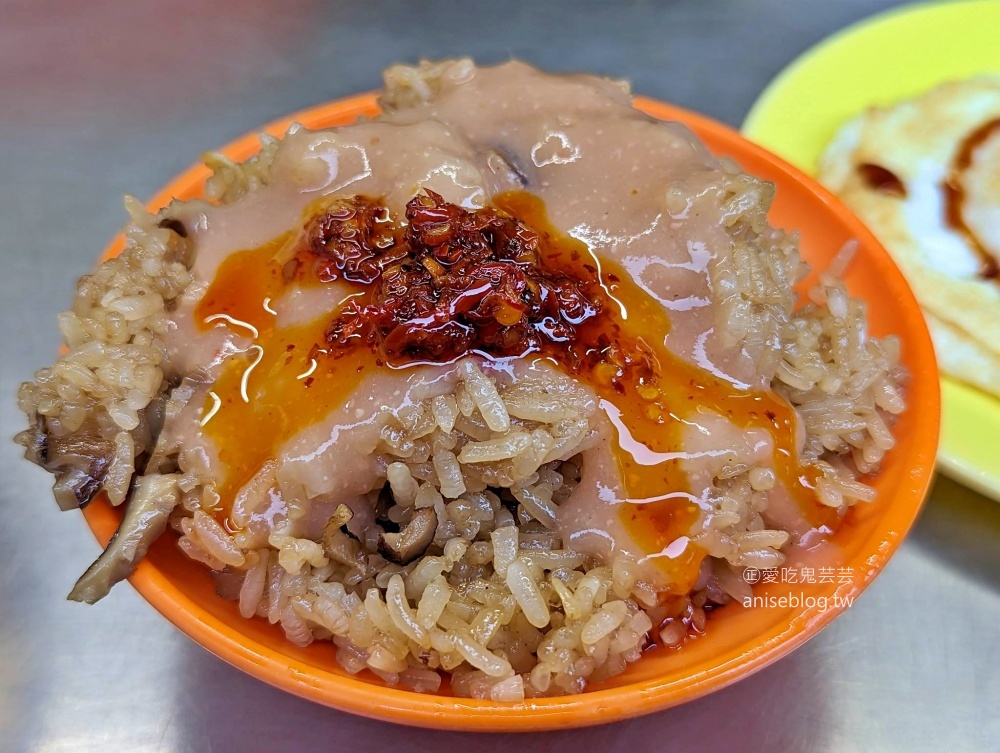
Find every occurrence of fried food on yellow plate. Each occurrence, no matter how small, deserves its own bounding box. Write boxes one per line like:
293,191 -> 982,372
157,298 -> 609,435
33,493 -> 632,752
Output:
925,312 -> 1000,397
818,77 -> 1000,397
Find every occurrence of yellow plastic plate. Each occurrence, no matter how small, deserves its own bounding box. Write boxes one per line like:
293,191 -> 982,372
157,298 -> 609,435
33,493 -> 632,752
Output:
743,0 -> 1000,500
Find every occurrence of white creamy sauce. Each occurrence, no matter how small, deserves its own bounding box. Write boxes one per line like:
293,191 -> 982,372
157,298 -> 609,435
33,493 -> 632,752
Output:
963,127 -> 1000,256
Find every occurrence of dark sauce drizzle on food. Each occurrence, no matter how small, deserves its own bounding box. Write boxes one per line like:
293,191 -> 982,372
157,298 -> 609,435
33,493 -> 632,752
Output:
942,118 -> 1000,280
858,163 -> 907,198
196,191 -> 832,591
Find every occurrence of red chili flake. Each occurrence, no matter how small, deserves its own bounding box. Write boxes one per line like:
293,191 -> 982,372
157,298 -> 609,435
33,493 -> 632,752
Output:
304,196 -> 399,284
308,191 -> 602,364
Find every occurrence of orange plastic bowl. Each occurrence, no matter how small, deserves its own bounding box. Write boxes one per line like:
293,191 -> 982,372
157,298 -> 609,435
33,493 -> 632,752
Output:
82,94 -> 939,731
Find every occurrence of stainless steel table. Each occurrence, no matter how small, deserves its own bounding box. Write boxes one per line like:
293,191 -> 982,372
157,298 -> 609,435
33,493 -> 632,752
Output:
2,1 -> 997,750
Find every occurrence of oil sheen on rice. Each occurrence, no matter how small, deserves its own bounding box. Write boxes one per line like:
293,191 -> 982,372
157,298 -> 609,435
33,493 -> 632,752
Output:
195,190 -> 827,592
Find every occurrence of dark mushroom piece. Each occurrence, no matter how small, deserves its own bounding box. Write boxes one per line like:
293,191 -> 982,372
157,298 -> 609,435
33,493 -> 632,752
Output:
156,215 -> 195,269
322,504 -> 366,569
377,507 -> 437,565
16,415 -> 116,511
68,474 -> 180,604
156,216 -> 189,238
374,483 -> 400,533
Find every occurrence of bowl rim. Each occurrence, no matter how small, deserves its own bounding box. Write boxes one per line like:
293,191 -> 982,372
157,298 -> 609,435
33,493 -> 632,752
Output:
81,92 -> 940,731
